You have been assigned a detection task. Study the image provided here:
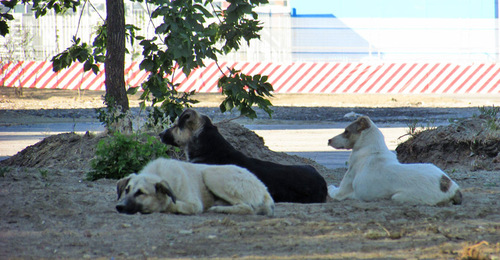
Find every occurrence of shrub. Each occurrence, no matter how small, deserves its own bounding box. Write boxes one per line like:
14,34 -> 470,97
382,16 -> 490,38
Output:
86,132 -> 169,181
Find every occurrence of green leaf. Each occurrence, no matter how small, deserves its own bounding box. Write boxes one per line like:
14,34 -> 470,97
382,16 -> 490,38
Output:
2,0 -> 17,9
155,23 -> 169,34
192,4 -> 213,18
0,20 -> 9,36
139,59 -> 155,72
95,55 -> 105,63
91,64 -> 99,74
127,87 -> 140,95
83,60 -> 92,71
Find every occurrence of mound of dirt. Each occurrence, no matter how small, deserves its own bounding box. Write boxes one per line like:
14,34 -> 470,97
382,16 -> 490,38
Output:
216,121 -> 331,176
396,116 -> 500,171
1,132 -> 106,171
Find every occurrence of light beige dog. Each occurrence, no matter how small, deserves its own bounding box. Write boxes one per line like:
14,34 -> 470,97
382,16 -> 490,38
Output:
327,116 -> 462,206
116,158 -> 274,216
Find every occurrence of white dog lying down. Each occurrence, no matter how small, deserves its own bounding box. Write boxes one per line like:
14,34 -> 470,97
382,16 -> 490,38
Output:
327,116 -> 462,206
116,158 -> 274,216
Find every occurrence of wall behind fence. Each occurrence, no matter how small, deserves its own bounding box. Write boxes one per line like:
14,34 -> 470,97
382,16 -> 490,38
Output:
1,61 -> 499,94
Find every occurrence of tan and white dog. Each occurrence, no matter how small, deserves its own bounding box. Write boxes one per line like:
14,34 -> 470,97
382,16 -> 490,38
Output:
116,158 -> 274,216
327,116 -> 462,206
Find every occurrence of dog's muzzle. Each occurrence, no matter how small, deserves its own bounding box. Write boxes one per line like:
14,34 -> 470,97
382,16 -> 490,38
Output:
328,136 -> 348,149
159,129 -> 175,146
116,204 -> 132,214
116,200 -> 145,215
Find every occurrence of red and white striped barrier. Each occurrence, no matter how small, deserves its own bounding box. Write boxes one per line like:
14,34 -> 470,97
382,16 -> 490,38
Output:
0,61 -> 148,91
1,61 -> 499,94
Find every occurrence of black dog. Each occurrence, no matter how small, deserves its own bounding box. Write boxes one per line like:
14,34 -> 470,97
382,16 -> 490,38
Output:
159,109 -> 327,203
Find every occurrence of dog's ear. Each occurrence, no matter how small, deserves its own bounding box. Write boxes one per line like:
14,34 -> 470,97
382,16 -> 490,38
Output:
179,109 -> 198,130
155,181 -> 177,204
116,175 -> 132,200
356,116 -> 371,132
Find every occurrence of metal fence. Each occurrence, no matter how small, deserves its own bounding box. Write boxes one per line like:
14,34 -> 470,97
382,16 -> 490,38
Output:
0,2 -> 293,63
1,2 -> 499,63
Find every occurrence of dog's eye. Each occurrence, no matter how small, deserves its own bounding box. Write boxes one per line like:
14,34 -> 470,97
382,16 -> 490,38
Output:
134,190 -> 145,197
125,186 -> 130,194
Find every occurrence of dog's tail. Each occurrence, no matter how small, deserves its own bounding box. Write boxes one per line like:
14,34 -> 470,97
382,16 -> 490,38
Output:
257,193 -> 275,217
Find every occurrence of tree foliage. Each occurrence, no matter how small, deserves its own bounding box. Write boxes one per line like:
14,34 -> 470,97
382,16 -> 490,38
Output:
1,0 -> 80,36
134,0 -> 274,121
1,0 -> 275,122
219,68 -> 273,119
0,0 -> 18,36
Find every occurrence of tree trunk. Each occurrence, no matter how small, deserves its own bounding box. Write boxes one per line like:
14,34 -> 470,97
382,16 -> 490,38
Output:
105,0 -> 128,112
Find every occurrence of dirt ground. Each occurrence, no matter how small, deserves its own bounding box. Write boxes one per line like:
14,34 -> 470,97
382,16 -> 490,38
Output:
1,87 -> 500,259
1,86 -> 499,111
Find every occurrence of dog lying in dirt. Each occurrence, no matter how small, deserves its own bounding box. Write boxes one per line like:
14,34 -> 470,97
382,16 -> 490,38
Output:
159,109 -> 328,203
327,116 -> 462,206
116,158 -> 274,216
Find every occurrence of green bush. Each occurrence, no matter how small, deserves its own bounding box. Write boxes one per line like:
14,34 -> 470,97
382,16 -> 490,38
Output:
86,132 -> 169,181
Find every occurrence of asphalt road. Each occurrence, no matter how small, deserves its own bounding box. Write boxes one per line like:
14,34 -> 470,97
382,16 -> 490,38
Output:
0,121 -> 409,169
0,101 -> 492,169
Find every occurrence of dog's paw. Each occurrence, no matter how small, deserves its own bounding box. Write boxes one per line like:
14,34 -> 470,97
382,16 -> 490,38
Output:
328,184 -> 339,198
207,204 -> 254,215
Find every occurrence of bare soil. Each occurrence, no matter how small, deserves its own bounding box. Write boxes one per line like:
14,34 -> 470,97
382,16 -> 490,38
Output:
397,117 -> 500,172
1,87 -> 499,259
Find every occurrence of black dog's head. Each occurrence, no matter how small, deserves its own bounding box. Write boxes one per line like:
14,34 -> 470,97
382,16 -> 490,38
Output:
159,109 -> 210,148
